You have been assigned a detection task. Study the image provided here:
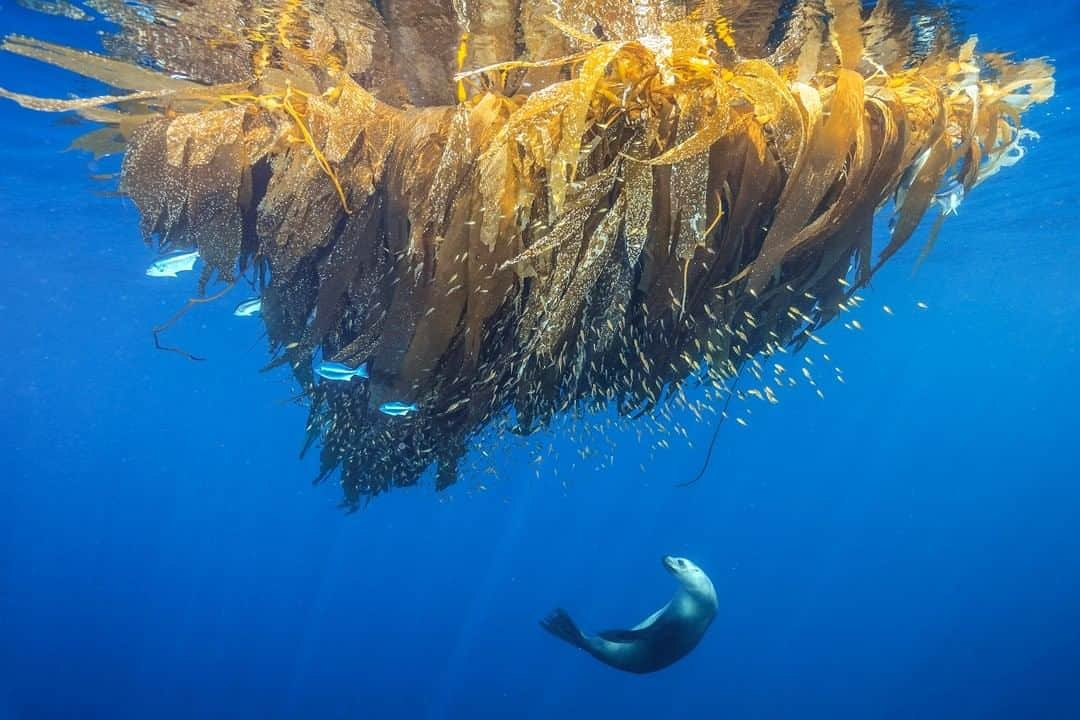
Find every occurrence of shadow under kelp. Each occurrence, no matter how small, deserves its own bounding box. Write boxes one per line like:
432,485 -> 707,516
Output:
0,0 -> 1054,507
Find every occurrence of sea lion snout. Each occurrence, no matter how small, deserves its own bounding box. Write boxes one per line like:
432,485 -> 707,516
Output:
662,555 -> 684,573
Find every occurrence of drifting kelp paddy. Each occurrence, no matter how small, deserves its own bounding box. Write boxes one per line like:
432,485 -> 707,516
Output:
1,0 -> 1054,507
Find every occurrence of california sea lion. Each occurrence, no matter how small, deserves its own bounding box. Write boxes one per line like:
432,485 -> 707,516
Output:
540,555 -> 718,674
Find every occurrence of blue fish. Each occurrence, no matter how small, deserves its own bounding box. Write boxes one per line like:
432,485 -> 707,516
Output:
233,297 -> 262,317
146,250 -> 199,278
314,360 -> 369,382
379,401 -> 419,417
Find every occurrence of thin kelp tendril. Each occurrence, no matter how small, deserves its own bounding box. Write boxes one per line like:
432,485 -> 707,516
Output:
677,372 -> 741,488
151,281 -> 237,361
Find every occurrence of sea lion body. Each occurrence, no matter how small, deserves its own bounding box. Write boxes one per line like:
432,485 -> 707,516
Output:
541,556 -> 718,674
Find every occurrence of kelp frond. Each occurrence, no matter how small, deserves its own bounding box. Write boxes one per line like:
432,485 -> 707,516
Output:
0,0 -> 1055,504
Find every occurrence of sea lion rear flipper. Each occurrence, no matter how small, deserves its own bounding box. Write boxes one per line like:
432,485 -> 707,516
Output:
540,608 -> 585,649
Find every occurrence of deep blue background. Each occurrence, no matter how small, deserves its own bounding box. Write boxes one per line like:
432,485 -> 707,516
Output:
1,3 -> 1078,718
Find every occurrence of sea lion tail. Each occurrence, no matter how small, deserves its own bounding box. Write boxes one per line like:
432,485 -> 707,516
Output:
540,608 -> 585,648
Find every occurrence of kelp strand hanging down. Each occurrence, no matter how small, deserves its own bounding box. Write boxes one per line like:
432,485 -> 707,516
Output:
0,0 -> 1054,506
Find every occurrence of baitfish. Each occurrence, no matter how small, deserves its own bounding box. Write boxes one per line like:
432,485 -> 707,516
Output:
233,297 -> 262,317
145,250 -> 199,278
379,401 -> 419,417
314,360 -> 369,382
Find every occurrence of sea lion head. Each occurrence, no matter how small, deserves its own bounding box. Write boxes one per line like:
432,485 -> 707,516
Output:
663,555 -> 716,604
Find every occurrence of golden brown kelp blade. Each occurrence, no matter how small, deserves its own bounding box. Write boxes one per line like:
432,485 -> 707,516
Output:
0,0 -> 1054,506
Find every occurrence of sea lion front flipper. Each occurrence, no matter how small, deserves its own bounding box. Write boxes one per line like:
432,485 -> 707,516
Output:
601,614 -> 682,646
597,628 -> 647,643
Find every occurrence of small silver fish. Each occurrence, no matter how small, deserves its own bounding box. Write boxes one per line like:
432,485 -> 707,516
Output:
314,361 -> 369,382
146,250 -> 199,278
379,401 -> 419,417
233,297 -> 262,317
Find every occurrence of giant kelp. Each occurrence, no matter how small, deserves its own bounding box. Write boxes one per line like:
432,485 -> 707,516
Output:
1,0 -> 1054,506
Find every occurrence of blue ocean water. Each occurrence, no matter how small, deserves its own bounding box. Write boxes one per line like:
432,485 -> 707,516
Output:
0,3 -> 1078,718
